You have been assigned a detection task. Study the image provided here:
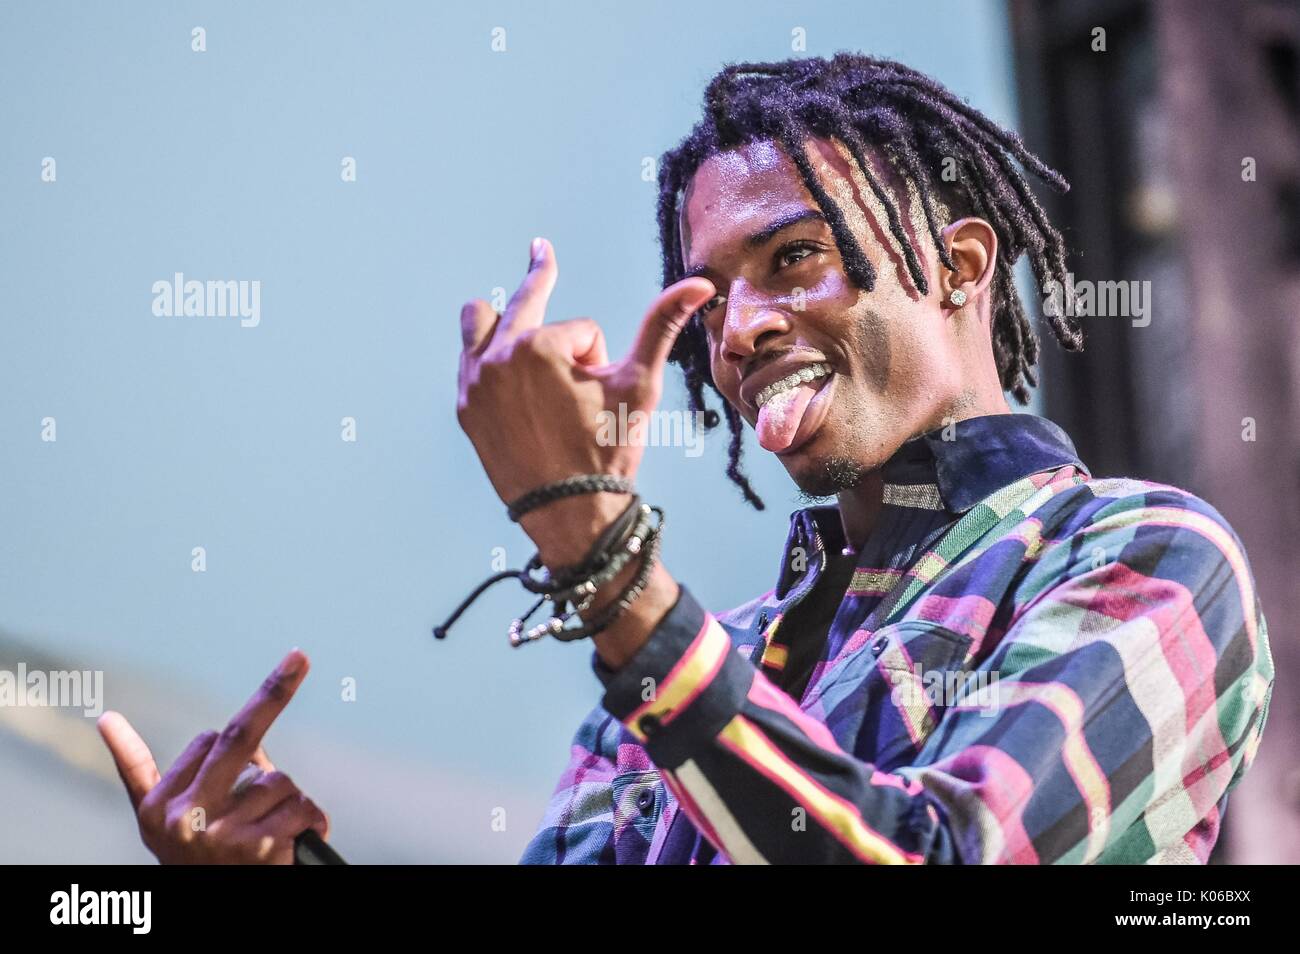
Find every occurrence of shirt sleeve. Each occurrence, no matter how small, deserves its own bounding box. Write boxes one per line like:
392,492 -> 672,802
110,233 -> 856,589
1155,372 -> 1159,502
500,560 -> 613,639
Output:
593,489 -> 1275,864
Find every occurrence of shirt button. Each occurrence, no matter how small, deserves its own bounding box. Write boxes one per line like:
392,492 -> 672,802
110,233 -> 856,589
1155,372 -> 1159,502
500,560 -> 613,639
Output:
871,636 -> 889,656
637,787 -> 656,816
757,611 -> 769,631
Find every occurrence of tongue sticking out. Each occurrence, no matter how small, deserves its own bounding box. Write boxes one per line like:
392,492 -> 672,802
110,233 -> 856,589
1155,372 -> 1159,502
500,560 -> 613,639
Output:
756,382 -> 819,453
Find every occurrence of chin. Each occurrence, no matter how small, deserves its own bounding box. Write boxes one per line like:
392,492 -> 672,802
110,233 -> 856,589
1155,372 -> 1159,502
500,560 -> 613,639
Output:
784,446 -> 869,499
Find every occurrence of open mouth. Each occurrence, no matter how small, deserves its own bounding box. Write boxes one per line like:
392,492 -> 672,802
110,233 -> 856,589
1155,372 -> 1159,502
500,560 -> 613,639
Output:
754,362 -> 832,409
754,363 -> 836,455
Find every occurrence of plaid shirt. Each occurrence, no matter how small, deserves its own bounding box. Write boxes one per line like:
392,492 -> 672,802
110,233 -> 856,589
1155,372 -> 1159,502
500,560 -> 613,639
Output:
519,413 -> 1274,864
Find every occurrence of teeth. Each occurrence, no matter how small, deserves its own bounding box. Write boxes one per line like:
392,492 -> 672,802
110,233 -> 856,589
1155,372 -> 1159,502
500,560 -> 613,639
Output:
754,363 -> 831,409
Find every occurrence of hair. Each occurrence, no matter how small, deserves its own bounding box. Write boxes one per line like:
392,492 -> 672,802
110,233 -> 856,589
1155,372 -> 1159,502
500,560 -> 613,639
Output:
656,53 -> 1084,510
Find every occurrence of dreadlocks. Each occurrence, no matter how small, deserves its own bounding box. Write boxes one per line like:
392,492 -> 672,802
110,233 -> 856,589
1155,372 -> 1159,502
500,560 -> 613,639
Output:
656,53 -> 1084,510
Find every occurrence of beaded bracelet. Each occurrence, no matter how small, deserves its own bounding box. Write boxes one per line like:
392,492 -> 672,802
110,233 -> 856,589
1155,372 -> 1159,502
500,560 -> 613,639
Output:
517,496 -> 646,598
511,509 -> 663,646
509,506 -> 663,645
524,502 -> 654,612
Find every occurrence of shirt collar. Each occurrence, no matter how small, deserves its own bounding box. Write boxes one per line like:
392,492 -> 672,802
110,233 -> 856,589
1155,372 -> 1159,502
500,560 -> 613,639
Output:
891,412 -> 1088,514
780,413 -> 1088,571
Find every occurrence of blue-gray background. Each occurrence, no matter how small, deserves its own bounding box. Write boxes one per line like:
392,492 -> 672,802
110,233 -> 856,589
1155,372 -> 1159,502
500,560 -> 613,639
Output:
0,1 -> 1021,861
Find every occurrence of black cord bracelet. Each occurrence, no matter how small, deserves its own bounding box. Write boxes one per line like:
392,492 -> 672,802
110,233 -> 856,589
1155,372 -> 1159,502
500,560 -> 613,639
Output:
555,509 -> 663,642
506,474 -> 634,523
533,503 -> 654,614
519,495 -> 644,596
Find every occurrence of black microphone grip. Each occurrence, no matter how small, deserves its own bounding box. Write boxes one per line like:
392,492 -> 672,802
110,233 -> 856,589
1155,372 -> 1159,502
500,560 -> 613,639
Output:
293,829 -> 348,865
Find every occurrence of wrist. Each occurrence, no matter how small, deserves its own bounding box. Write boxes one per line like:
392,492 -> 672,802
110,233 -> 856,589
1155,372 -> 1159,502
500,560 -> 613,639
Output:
519,492 -> 634,568
591,561 -> 679,671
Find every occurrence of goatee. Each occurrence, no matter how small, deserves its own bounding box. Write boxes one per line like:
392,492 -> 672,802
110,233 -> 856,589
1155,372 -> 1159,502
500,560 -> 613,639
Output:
794,455 -> 869,502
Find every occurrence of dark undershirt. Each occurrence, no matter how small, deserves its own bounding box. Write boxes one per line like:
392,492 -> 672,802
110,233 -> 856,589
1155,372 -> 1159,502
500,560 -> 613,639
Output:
773,546 -> 860,703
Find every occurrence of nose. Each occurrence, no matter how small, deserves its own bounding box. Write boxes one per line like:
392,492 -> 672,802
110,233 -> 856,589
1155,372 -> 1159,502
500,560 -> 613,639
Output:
719,282 -> 793,368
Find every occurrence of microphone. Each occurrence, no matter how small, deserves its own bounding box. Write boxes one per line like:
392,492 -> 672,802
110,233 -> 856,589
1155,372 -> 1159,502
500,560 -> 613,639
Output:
294,829 -> 347,865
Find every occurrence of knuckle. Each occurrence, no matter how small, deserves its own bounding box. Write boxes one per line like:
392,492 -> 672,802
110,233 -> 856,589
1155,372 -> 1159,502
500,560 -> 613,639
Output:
164,805 -> 195,838
507,283 -> 535,310
137,801 -> 163,836
218,720 -> 247,746
477,348 -> 510,377
138,784 -> 169,824
260,839 -> 294,865
201,818 -> 228,843
459,370 -> 482,402
248,770 -> 294,798
627,364 -> 657,396
260,672 -> 291,702
250,769 -> 280,789
522,333 -> 558,362
297,798 -> 320,825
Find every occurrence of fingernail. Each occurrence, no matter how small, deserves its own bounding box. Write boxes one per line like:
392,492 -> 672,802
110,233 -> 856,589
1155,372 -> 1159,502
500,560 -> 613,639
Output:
530,237 -> 544,265
277,650 -> 302,678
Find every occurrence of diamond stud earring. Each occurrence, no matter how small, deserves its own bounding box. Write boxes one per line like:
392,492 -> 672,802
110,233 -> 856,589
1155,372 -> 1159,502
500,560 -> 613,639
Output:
948,288 -> 968,307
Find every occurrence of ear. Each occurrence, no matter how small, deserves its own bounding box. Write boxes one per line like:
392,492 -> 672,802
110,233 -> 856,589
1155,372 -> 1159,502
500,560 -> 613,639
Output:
938,217 -> 998,307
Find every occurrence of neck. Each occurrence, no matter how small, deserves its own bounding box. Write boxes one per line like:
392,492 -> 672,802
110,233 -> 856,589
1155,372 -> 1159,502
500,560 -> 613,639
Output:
837,469 -> 885,551
836,397 -> 1013,549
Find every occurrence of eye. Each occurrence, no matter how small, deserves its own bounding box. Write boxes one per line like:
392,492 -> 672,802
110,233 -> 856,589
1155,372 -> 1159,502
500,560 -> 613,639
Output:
776,240 -> 820,269
697,293 -> 727,316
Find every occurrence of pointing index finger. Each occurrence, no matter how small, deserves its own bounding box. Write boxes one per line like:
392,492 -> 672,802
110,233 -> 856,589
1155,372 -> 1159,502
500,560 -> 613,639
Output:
191,649 -> 309,800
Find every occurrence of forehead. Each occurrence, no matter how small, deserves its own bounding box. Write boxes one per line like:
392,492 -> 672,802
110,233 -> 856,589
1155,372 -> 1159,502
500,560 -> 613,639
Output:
681,140 -> 804,221
679,136 -> 902,268
681,140 -> 816,249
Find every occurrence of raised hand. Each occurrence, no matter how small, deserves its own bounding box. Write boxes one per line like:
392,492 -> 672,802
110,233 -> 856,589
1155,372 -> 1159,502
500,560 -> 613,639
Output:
97,648 -> 329,864
455,237 -> 714,562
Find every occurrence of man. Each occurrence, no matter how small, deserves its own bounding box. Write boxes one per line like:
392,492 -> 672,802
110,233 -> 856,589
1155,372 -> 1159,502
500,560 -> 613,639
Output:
481,54 -> 1274,865
99,53 -> 1273,864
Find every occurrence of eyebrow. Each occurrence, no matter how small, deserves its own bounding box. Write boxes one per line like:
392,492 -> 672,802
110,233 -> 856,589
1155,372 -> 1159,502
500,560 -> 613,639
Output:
684,208 -> 827,280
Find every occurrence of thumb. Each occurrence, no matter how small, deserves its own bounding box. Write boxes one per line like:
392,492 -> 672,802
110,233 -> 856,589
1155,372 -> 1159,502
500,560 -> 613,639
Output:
97,710 -> 162,811
251,745 -> 276,772
624,277 -> 715,375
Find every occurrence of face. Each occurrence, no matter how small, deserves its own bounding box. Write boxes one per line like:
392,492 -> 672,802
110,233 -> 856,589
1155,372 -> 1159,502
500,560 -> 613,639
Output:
680,136 -> 975,498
